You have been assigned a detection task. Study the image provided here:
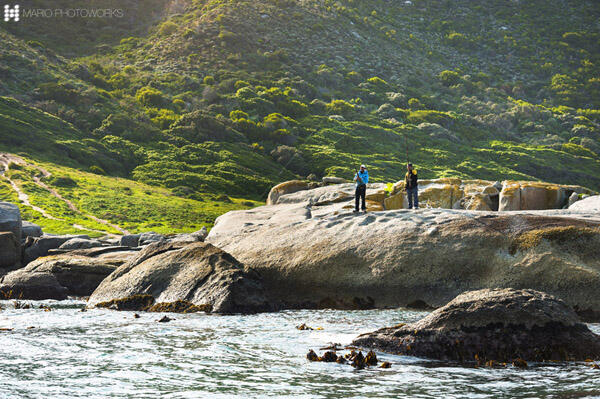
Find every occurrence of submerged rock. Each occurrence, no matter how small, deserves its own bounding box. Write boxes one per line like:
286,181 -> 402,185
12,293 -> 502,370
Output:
88,241 -> 271,314
352,289 -> 600,363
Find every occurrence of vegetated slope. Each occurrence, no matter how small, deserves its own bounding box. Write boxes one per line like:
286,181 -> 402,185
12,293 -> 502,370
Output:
1,0 -> 600,201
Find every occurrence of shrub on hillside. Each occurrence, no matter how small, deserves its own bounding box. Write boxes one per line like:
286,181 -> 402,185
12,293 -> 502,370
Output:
158,21 -> 178,36
136,87 -> 167,108
326,99 -> 355,116
439,70 -> 461,86
89,165 -> 106,175
167,110 -> 246,143
270,145 -> 309,175
407,110 -> 455,127
37,82 -> 79,104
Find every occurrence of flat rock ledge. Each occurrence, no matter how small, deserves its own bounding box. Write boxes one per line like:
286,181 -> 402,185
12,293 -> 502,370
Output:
352,288 -> 600,363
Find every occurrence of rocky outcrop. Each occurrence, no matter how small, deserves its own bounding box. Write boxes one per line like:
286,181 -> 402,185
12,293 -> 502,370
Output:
570,195 -> 600,212
0,232 -> 19,270
0,246 -> 138,299
267,180 -> 310,205
0,202 -> 21,268
352,289 -> 600,362
21,221 -> 42,239
87,241 -> 271,314
59,238 -> 104,250
23,234 -> 89,264
207,198 -> 600,317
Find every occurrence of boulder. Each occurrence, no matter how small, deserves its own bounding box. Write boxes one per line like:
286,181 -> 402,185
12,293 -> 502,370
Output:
419,184 -> 463,209
59,238 -> 105,250
207,200 -> 600,316
0,202 -> 21,265
23,235 -> 89,265
383,192 -> 407,210
168,227 -> 208,244
0,246 -> 138,299
463,194 -> 492,211
322,177 -> 348,184
570,195 -> 600,212
267,180 -> 310,205
352,288 -> 600,362
0,232 -> 19,269
499,181 -> 521,211
87,241 -> 271,314
119,234 -> 141,247
0,202 -> 21,245
138,232 -> 164,246
21,221 -> 42,239
567,192 -> 579,208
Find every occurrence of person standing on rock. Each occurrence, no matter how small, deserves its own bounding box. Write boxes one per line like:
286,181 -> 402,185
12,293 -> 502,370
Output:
405,163 -> 418,209
354,164 -> 369,213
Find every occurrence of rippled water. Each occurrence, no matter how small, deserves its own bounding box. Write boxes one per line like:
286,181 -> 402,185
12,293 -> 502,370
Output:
0,300 -> 599,399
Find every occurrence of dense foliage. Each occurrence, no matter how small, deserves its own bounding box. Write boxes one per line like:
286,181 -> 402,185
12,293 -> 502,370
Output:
1,0 -> 600,207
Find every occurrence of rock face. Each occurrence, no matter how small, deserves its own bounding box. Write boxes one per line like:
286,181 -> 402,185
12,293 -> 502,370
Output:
21,221 -> 43,239
0,246 -> 138,299
0,202 -> 21,268
0,232 -> 19,269
207,198 -> 600,316
87,241 -> 271,314
59,238 -> 104,250
352,289 -> 600,362
266,180 -> 310,205
570,195 -> 600,212
23,235 -> 89,264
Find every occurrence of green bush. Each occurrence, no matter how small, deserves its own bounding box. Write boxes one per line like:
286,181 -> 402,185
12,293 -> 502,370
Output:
158,21 -> 178,36
90,165 -> 106,175
439,70 -> 461,86
136,87 -> 167,108
326,99 -> 355,116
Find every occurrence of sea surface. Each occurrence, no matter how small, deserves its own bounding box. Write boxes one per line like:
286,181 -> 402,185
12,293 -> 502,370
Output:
0,299 -> 599,399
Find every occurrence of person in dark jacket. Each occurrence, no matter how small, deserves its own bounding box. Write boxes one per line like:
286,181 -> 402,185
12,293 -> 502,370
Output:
353,164 -> 369,212
405,163 -> 418,209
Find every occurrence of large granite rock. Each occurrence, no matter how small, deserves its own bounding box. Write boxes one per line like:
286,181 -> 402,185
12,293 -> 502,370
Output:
0,246 -> 138,299
267,180 -> 310,205
0,202 -> 21,267
21,221 -> 43,239
207,200 -> 600,317
0,232 -> 19,269
87,241 -> 271,314
59,238 -> 105,250
570,195 -> 600,212
352,288 -> 600,362
23,235 -> 89,264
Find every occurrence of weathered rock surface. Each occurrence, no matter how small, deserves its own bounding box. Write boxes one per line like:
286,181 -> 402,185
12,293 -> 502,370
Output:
59,238 -> 104,250
267,180 -> 310,205
88,241 -> 271,314
138,232 -> 164,246
207,198 -> 600,317
570,195 -> 600,212
0,246 -> 138,299
23,235 -> 89,265
352,289 -> 600,362
0,232 -> 19,270
21,221 -> 43,239
0,202 -> 21,267
119,233 -> 141,247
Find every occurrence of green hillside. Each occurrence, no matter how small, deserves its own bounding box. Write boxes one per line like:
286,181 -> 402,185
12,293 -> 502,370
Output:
1,0 -> 600,230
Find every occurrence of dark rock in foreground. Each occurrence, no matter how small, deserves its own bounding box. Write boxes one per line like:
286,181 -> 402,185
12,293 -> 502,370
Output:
0,246 -> 137,299
352,288 -> 600,363
87,241 -> 271,314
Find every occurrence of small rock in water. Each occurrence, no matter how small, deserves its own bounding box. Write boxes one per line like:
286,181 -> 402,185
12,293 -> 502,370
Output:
296,323 -> 313,330
365,350 -> 378,366
592,363 -> 600,370
379,362 -> 391,368
79,308 -> 87,312
134,313 -> 140,319
512,358 -> 528,369
319,351 -> 338,362
319,343 -> 342,351
158,316 -> 172,323
336,356 -> 347,364
306,349 -> 318,361
0,328 -> 13,332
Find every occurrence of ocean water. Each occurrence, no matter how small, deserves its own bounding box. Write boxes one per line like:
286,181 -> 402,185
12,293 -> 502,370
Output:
0,300 -> 599,399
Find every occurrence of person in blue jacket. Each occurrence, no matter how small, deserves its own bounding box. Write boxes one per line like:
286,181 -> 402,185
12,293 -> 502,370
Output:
353,164 -> 369,212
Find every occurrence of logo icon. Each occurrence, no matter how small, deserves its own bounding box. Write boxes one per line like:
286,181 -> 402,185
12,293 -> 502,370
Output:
4,4 -> 19,21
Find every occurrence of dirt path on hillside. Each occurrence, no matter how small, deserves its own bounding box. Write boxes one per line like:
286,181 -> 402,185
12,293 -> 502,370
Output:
0,153 -> 129,235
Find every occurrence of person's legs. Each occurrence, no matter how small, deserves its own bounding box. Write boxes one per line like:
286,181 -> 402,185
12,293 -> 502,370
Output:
413,187 -> 419,209
407,187 -> 414,209
355,186 -> 360,211
360,185 -> 366,210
